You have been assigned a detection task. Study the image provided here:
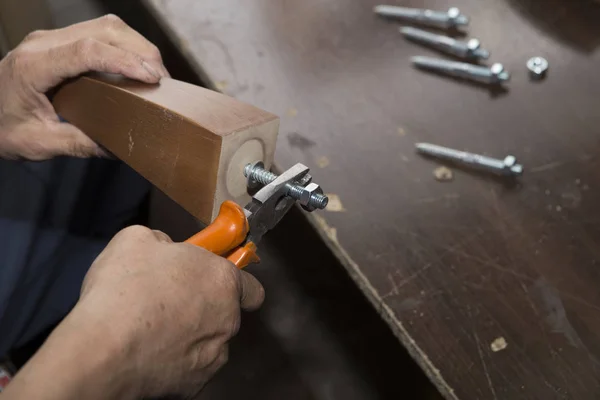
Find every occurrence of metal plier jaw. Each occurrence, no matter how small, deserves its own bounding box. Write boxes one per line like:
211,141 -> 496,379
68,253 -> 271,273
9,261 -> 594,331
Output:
185,163 -> 312,269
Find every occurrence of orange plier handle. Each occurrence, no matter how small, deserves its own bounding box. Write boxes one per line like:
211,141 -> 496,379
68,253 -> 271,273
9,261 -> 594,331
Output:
184,201 -> 260,269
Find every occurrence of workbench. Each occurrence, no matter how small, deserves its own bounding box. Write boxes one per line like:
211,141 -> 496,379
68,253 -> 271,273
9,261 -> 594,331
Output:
142,0 -> 600,398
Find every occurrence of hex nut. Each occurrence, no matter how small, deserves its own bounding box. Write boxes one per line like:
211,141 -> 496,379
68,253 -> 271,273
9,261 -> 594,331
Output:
527,57 -> 548,79
299,183 -> 321,206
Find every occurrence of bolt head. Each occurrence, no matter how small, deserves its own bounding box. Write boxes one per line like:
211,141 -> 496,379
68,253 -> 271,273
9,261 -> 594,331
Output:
490,63 -> 505,75
447,7 -> 460,19
510,164 -> 524,176
503,156 -> 523,176
467,38 -> 480,51
503,155 -> 516,167
490,63 -> 510,82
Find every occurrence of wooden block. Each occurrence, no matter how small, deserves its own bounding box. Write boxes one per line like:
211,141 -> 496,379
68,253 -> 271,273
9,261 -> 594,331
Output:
52,74 -> 279,224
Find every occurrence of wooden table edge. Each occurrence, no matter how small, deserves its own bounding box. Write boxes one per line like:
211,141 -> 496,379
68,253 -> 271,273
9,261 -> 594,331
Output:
140,1 -> 455,397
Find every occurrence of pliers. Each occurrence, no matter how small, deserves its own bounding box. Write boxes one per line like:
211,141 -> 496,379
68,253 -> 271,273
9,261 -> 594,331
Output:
184,163 -> 321,269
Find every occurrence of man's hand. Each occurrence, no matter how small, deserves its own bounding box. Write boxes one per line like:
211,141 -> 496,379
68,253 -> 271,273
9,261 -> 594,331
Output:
1,226 -> 264,400
0,15 -> 169,160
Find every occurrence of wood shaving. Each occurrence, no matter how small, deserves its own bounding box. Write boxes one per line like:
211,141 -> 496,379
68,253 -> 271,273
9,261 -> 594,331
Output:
215,80 -> 229,91
287,107 -> 298,117
316,156 -> 330,168
490,337 -> 507,352
433,166 -> 453,182
397,127 -> 407,136
325,194 -> 346,212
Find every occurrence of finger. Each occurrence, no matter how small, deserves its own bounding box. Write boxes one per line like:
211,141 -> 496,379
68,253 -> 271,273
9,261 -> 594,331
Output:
0,120 -> 104,160
238,271 -> 265,311
151,230 -> 174,243
29,15 -> 169,78
45,122 -> 107,158
32,38 -> 161,92
92,16 -> 169,78
158,64 -> 171,78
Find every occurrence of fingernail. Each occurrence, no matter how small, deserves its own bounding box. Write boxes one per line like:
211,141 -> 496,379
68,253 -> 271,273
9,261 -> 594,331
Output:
142,61 -> 161,80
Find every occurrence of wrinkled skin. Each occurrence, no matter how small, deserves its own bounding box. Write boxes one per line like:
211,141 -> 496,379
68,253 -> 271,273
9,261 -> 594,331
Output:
0,15 -> 265,400
0,14 -> 168,160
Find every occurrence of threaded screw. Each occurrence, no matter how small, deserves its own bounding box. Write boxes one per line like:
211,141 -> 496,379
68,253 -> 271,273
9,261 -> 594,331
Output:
400,27 -> 489,60
244,164 -> 278,186
415,143 -> 523,176
244,162 -> 329,210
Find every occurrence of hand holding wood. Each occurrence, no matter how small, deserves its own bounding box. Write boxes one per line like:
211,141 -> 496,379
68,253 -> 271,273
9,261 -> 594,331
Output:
53,74 -> 279,224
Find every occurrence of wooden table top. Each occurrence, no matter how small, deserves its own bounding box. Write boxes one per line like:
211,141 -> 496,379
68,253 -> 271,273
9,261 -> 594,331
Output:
143,0 -> 600,398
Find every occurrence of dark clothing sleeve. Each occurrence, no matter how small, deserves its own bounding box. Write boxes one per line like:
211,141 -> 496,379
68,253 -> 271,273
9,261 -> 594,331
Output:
0,157 -> 150,357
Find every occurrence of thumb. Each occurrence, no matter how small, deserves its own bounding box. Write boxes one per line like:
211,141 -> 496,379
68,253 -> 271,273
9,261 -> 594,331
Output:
238,271 -> 265,311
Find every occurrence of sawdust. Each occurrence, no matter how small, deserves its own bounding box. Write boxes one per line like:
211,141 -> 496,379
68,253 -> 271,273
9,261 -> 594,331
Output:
325,194 -> 346,212
397,127 -> 407,137
433,166 -> 453,182
287,107 -> 298,117
215,80 -> 229,91
316,156 -> 330,168
490,337 -> 508,352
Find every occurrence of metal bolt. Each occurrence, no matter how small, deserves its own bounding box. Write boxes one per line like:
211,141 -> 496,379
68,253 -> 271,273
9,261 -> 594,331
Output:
415,143 -> 523,177
411,56 -> 510,85
526,56 -> 548,79
298,182 -> 328,212
374,5 -> 469,29
244,162 -> 329,210
400,27 -> 489,60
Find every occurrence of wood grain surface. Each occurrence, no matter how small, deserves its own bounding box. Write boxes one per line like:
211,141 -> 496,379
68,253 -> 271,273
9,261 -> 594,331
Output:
53,74 -> 279,224
143,0 -> 600,398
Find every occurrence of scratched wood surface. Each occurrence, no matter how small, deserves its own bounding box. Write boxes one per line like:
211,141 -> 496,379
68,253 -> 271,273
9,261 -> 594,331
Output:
143,0 -> 600,398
